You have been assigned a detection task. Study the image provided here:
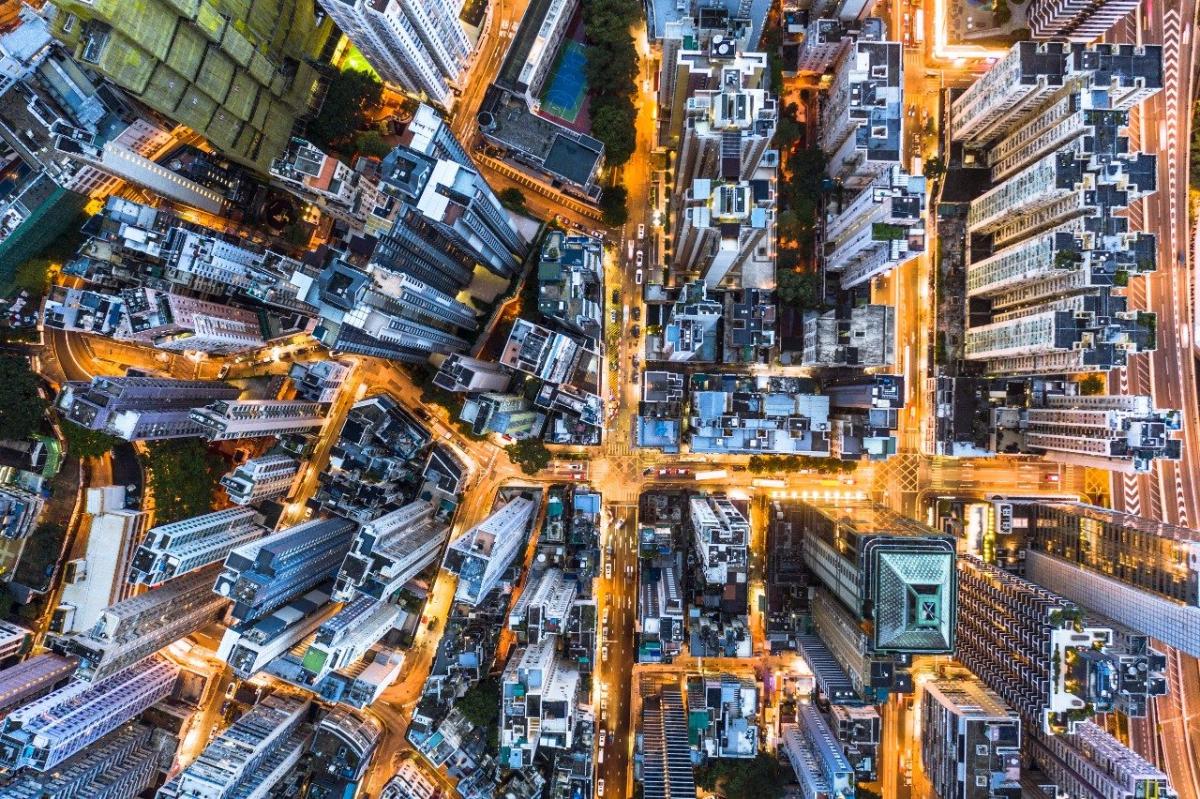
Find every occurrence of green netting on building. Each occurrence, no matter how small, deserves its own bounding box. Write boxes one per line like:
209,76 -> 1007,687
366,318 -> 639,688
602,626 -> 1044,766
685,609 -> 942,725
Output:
195,47 -> 236,102
164,24 -> 207,82
224,70 -> 260,121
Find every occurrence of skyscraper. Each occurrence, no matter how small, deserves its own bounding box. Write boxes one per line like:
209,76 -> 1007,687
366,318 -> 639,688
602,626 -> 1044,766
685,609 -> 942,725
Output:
159,694 -> 312,798
432,353 -> 512,393
215,516 -> 357,621
920,677 -> 1022,799
314,1 -> 472,106
129,507 -> 267,586
688,494 -> 750,587
57,377 -> 241,441
218,585 -> 338,678
220,455 -> 301,505
298,595 -> 401,684
443,495 -> 535,606
0,721 -> 170,799
189,400 -> 329,441
60,563 -> 230,683
47,0 -> 329,173
0,657 -> 178,772
333,501 -> 451,602
1028,0 -> 1139,42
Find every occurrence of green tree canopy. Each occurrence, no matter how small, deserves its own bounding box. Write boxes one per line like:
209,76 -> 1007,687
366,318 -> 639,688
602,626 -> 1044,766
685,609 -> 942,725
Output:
306,69 -> 383,151
581,0 -> 640,166
0,356 -> 46,441
591,96 -> 638,167
775,269 -> 823,309
599,185 -> 629,227
1078,374 -> 1106,395
353,130 -> 392,159
59,419 -> 121,460
141,439 -> 226,525
694,753 -> 788,799
505,439 -> 552,475
498,187 -> 527,211
457,677 -> 500,728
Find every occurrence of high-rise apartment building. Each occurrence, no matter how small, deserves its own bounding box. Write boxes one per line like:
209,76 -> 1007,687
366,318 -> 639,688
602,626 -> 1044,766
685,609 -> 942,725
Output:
118,288 -> 269,355
60,563 -> 230,683
537,230 -> 604,340
674,176 -> 775,289
129,507 -> 267,585
0,485 -> 44,540
689,494 -> 750,587
159,694 -> 312,798
801,305 -> 896,368
920,677 -> 1022,799
310,259 -> 474,362
315,0 -> 471,106
0,657 -> 178,772
460,392 -> 540,439
1027,721 -> 1177,799
800,500 -> 957,698
1028,0 -> 1139,42
0,620 -> 29,661
0,721 -> 170,799
779,704 -> 857,799
218,585 -> 338,678
819,40 -> 904,191
639,682 -> 696,799
822,165 -> 926,289
794,17 -> 885,74
956,555 -> 1165,733
57,377 -> 241,441
443,495 -> 535,606
991,392 -> 1181,471
433,353 -> 512,393
0,654 -> 77,716
333,500 -> 450,602
270,137 -> 380,226
499,637 -> 580,768
298,596 -> 401,684
189,399 -> 328,441
47,0 -> 328,173
221,455 -> 301,505
507,567 -> 577,644
215,516 -> 357,622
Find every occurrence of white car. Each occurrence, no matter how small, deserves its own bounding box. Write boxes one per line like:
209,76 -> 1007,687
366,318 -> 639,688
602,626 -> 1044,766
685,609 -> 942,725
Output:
637,224 -> 645,240
597,779 -> 606,797
636,250 -> 644,267
635,269 -> 643,285
602,645 -> 610,662
599,730 -> 607,747
605,562 -> 612,579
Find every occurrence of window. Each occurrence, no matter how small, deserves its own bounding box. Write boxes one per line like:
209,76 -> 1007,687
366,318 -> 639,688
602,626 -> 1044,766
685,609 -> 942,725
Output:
62,14 -> 77,34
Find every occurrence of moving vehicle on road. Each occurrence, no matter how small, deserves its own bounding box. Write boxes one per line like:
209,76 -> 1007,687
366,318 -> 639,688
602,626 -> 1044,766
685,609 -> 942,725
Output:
695,469 -> 729,481
635,269 -> 643,284
637,224 -> 645,240
635,250 -> 644,267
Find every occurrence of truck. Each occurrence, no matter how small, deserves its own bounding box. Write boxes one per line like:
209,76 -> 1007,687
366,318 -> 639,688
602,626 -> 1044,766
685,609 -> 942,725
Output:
694,469 -> 728,481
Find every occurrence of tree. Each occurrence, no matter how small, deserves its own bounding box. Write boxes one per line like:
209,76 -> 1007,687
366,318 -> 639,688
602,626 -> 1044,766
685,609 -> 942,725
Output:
12,258 -> 51,297
353,130 -> 392,158
1079,374 -> 1106,395
141,439 -> 226,525
456,677 -> 500,728
59,419 -> 120,459
505,439 -> 551,475
498,187 -> 527,212
599,185 -> 629,227
590,96 -> 637,166
924,155 -> 947,179
306,69 -> 383,151
775,269 -> 823,309
0,356 -> 46,441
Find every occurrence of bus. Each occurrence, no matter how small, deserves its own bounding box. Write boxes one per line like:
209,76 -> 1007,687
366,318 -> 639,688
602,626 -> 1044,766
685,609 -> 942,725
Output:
694,469 -> 728,482
752,478 -> 786,489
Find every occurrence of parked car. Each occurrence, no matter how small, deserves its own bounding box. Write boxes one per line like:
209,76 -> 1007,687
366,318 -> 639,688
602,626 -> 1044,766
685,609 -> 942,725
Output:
636,250 -> 644,267
632,305 -> 641,321
637,224 -> 645,240
631,324 -> 640,337
635,269 -> 643,285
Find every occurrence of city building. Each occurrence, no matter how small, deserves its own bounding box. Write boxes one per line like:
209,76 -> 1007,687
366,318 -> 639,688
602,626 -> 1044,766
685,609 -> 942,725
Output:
270,137 -> 381,225
443,495 -> 536,606
689,494 -> 750,587
673,175 -> 775,289
0,484 -> 43,540
433,353 -> 512,393
215,517 -> 357,622
921,677 -> 1022,799
990,392 -> 1181,472
819,39 -> 903,191
801,304 -> 896,367
56,376 -> 240,441
310,259 -> 475,363
217,585 -> 339,679
129,507 -> 266,586
376,118 -> 528,284
48,0 -> 328,173
723,288 -> 776,365
686,373 -> 832,456
0,620 -> 28,662
289,360 -> 352,403
645,281 -> 723,363
507,567 -> 577,644
0,721 -> 173,799
60,563 -> 229,683
639,681 -> 696,799
498,319 -> 602,442
499,637 -> 580,768
659,33 -> 767,148
0,654 -> 76,716
0,656 -> 178,772
333,500 -> 451,602
825,374 -> 904,461
159,694 -> 312,798
636,370 -> 685,453
827,704 -> 880,780
686,673 -> 759,759
794,16 -> 885,74
381,760 -> 440,799
537,230 -> 604,340
1028,721 -> 1177,799
821,165 -> 926,289
800,500 -> 957,699
991,499 -> 1200,658
315,0 -> 471,106
1028,0 -> 1139,42
298,596 -> 401,685
116,287 -> 270,355
639,551 -> 686,662
956,554 -> 1165,734
190,399 -> 328,441
780,704 -> 856,799
221,455 -> 301,505
460,392 -> 542,439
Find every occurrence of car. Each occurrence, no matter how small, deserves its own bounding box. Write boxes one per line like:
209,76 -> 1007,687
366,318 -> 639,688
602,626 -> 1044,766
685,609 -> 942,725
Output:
637,224 -> 646,240
633,371 -> 639,385
626,564 -> 633,576
610,309 -> 618,323
599,730 -> 607,748
602,645 -> 609,662
1044,473 -> 1061,483
635,269 -> 643,285
568,463 -> 585,472
597,779 -> 606,797
632,355 -> 640,369
636,250 -> 644,267
412,407 -> 432,421
603,608 -> 610,626
632,306 -> 641,321
631,324 -> 640,337
611,289 -> 621,305
605,562 -> 612,579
